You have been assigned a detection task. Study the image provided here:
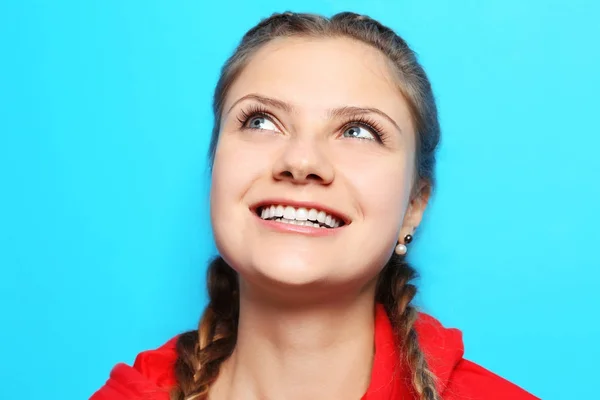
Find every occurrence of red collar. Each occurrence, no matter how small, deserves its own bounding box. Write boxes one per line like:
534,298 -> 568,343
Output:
361,304 -> 411,399
95,304 -> 466,400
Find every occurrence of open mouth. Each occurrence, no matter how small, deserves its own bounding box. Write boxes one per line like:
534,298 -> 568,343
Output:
255,204 -> 347,229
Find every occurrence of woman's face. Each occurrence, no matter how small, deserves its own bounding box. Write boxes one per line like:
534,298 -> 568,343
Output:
211,36 -> 425,298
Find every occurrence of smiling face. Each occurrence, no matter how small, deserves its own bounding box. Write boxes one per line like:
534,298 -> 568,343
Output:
210,36 -> 425,299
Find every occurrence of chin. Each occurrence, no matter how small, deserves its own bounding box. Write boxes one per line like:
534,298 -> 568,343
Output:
238,252 -> 379,303
248,250 -> 332,287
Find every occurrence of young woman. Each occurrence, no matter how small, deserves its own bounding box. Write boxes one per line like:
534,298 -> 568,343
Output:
92,12 -> 538,400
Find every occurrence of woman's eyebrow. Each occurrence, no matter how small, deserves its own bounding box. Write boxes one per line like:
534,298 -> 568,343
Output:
225,93 -> 402,134
225,94 -> 295,116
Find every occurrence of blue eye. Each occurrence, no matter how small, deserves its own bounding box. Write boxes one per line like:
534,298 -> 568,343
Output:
246,116 -> 279,132
343,125 -> 377,140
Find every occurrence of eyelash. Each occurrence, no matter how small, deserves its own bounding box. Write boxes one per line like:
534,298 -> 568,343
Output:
236,104 -> 274,128
342,115 -> 387,143
235,105 -> 388,144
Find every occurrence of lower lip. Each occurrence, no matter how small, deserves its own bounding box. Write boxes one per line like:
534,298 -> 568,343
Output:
253,213 -> 346,237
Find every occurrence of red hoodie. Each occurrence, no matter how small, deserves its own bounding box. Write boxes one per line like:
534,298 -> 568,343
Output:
91,305 -> 538,399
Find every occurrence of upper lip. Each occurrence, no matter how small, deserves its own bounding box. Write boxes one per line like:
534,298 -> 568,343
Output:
251,198 -> 352,225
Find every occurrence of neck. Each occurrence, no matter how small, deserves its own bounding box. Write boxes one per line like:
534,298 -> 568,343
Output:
211,280 -> 377,400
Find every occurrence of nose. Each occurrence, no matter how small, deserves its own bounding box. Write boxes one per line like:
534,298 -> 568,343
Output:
272,137 -> 334,185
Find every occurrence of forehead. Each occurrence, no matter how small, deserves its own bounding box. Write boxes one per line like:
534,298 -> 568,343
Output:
224,36 -> 414,130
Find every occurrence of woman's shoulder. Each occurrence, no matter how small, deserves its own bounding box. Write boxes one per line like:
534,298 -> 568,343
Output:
90,337 -> 179,400
414,312 -> 539,400
131,336 -> 179,387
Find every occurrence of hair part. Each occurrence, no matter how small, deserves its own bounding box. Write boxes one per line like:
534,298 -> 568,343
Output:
173,11 -> 441,400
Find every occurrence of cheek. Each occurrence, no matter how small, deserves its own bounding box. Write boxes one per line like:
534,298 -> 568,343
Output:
210,138 -> 251,265
211,140 -> 250,217
211,134 -> 269,196
210,134 -> 275,234
336,148 -> 412,254
365,170 -> 409,218
339,149 -> 412,219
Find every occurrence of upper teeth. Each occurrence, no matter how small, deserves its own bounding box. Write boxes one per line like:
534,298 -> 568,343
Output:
259,205 -> 341,228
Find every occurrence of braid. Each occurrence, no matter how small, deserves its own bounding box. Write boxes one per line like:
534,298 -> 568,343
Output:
376,254 -> 441,400
171,257 -> 239,400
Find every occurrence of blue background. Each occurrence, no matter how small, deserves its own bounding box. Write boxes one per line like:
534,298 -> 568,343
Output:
1,1 -> 598,399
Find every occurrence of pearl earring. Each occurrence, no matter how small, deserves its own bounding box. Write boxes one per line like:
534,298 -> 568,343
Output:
395,243 -> 407,255
394,234 -> 414,256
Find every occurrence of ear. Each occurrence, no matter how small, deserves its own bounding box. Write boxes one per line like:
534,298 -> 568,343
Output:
400,179 -> 431,241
